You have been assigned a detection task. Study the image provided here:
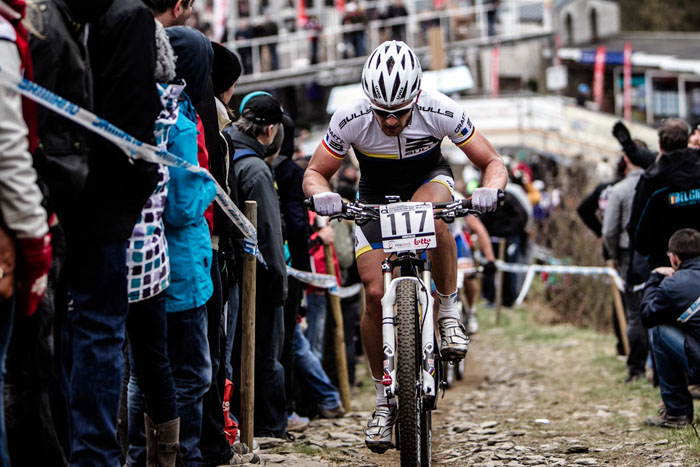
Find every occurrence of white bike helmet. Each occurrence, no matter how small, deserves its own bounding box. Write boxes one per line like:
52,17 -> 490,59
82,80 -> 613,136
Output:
361,41 -> 422,108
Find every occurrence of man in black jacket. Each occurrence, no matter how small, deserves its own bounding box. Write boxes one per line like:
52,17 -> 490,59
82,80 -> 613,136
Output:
67,1 -> 161,464
227,92 -> 288,437
480,187 -> 529,307
271,112 -> 312,429
641,228 -> 700,429
627,119 -> 700,270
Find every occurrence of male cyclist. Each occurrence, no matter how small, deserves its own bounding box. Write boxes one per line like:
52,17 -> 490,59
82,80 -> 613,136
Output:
302,41 -> 507,452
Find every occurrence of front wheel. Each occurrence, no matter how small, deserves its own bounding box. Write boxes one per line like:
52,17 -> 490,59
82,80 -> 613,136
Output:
396,280 -> 422,466
420,404 -> 432,465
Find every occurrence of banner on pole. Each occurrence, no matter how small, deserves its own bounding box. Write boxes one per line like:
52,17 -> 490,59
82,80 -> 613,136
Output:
623,42 -> 632,121
490,45 -> 500,98
593,45 -> 606,107
212,0 -> 229,42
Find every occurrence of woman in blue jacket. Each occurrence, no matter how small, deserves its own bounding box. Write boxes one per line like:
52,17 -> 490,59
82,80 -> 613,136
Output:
162,26 -> 217,465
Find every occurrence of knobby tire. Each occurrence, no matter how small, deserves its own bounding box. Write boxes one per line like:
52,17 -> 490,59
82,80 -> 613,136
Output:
396,280 -> 422,466
421,404 -> 432,466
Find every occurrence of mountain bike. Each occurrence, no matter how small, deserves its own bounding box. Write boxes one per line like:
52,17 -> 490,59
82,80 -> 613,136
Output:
308,194 -> 493,466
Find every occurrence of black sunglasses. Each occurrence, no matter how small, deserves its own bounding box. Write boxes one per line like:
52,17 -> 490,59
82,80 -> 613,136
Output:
370,102 -> 414,120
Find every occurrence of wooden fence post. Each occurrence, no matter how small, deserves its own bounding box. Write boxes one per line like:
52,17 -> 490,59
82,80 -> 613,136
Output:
606,260 -> 630,356
240,201 -> 257,448
323,244 -> 352,412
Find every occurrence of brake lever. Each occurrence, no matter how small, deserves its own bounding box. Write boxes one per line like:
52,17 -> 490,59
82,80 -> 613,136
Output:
440,212 -> 456,224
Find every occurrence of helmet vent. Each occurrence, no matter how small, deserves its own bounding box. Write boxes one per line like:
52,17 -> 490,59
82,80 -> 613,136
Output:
377,73 -> 388,101
390,78 -> 401,103
387,56 -> 395,75
410,77 -> 419,95
368,50 -> 378,68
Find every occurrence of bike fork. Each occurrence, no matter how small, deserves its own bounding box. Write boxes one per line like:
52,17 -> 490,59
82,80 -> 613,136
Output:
380,272 -> 436,401
420,269 -> 436,398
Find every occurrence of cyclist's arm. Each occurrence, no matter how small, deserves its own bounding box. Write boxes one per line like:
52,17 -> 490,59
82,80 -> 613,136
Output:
466,215 -> 495,262
459,131 -> 508,190
302,142 -> 344,197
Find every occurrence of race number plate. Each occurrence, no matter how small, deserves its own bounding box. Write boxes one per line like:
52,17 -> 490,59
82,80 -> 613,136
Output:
380,202 -> 437,252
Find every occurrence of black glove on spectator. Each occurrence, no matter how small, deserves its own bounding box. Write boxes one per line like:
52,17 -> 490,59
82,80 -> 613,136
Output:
612,121 -> 636,154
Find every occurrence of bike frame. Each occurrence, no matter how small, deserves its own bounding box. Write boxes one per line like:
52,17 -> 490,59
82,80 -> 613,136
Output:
380,253 -> 437,404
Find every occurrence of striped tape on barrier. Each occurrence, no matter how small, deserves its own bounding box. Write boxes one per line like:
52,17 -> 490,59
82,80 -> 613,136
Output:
329,283 -> 363,299
474,250 -> 624,289
286,267 -> 337,289
0,64 -> 265,265
286,267 -> 362,298
472,249 -> 625,306
499,261 -> 625,306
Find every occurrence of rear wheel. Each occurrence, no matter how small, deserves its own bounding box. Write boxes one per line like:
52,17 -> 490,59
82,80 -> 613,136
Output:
456,356 -> 466,381
456,298 -> 468,380
443,360 -> 455,387
396,280 -> 421,466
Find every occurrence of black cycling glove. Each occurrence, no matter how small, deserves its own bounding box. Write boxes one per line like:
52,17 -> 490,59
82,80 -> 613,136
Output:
481,261 -> 497,275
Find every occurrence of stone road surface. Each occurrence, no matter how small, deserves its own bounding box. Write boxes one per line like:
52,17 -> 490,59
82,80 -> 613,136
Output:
252,327 -> 695,466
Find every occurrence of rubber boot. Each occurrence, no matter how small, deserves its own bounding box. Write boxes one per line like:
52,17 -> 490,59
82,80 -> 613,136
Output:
145,414 -> 181,467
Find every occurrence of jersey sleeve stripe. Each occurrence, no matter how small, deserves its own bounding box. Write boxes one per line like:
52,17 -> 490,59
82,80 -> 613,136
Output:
456,128 -> 477,147
321,140 -> 345,160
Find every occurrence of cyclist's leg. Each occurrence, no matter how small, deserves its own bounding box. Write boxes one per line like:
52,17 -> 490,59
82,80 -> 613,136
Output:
464,273 -> 477,308
460,245 -> 480,334
411,180 -> 457,299
356,248 -> 388,383
412,180 -> 469,359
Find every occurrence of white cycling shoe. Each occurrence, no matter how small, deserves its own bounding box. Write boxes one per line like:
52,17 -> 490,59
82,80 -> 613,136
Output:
364,405 -> 397,453
439,318 -> 470,361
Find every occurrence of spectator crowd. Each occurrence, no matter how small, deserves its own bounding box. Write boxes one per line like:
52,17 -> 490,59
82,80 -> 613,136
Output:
577,117 -> 700,429
0,1 -> 357,466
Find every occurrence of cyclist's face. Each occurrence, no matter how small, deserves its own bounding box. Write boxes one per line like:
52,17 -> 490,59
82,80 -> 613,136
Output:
371,101 -> 413,137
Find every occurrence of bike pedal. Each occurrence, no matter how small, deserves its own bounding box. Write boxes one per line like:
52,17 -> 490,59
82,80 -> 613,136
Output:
366,443 -> 394,454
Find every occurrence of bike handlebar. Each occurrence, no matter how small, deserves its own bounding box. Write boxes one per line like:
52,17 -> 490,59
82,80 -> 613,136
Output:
304,190 -> 504,224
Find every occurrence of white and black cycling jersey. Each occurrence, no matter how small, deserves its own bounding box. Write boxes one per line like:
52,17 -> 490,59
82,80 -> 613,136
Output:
321,88 -> 475,190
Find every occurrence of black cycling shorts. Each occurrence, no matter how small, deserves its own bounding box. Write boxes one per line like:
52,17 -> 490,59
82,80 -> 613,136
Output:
355,160 -> 454,258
